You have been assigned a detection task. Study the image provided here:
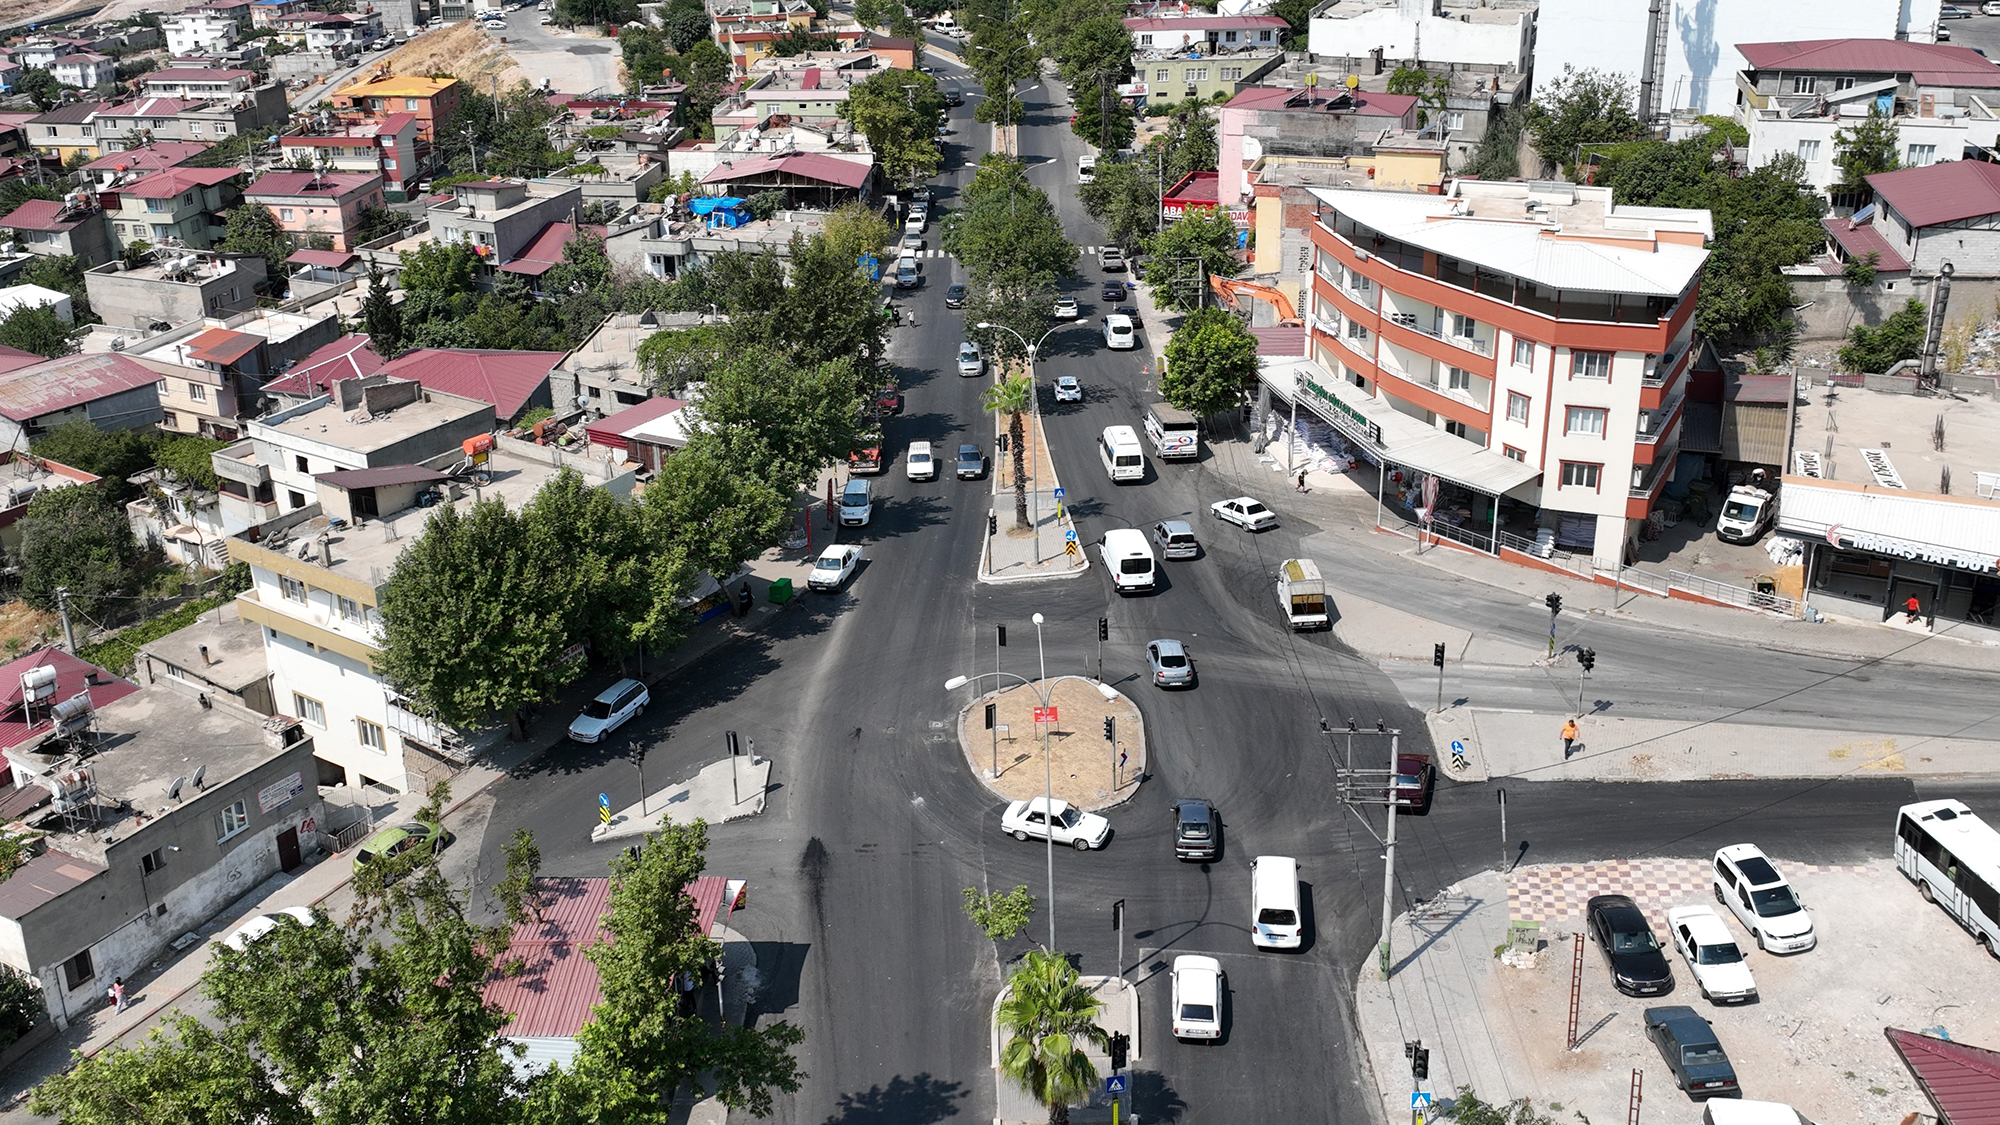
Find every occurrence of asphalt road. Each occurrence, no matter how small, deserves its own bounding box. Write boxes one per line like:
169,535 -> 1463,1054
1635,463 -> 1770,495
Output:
466,68 -> 1996,1125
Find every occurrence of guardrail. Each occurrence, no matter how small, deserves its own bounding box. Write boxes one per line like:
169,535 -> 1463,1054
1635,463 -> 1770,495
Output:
1668,570 -> 1804,617
1603,564 -> 1670,597
1496,529 -> 1593,578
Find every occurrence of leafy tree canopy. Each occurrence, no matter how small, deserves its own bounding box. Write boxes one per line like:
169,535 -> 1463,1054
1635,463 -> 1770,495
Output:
1143,206 -> 1239,312
1838,297 -> 1925,373
843,68 -> 947,192
1161,306 -> 1257,416
1833,105 -> 1900,195
219,204 -> 297,294
151,435 -> 227,491
0,303 -> 83,358
17,484 -> 141,622
1523,65 -> 1643,175
1078,156 -> 1159,252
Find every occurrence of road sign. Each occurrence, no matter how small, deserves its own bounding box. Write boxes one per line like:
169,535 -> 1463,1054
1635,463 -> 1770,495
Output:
598,793 -> 609,808
1053,487 -> 1066,500
1105,1075 -> 1128,1094
1033,706 -> 1058,724
1065,541 -> 1079,558
1065,529 -> 1078,542
1412,1092 -> 1433,1110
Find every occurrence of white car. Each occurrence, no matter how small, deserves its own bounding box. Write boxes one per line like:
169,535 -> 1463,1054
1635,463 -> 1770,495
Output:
956,341 -> 984,377
1170,954 -> 1223,1040
569,677 -> 648,742
221,906 -> 316,952
1985,0 -> 2000,14
1103,314 -> 1136,349
808,543 -> 862,590
839,479 -> 874,526
1053,376 -> 1082,402
1053,296 -> 1080,318
1666,905 -> 1758,1003
1000,796 -> 1110,851
906,439 -> 938,481
1712,844 -> 1816,952
1211,496 -> 1278,531
481,19 -> 506,28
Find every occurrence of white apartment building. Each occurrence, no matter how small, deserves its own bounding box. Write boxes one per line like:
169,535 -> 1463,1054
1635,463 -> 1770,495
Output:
163,12 -> 239,56
1308,0 -> 1535,73
1295,179 -> 1711,564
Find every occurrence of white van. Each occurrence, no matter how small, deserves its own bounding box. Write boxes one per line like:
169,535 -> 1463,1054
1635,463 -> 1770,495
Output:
1702,1102 -> 1816,1125
1250,855 -> 1303,949
1078,153 -> 1097,183
1098,424 -> 1145,482
1100,527 -> 1156,594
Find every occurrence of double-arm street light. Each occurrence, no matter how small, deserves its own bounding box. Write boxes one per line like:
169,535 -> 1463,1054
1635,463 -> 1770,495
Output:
947,611 -> 1119,951
971,37 -> 1036,157
978,318 -> 1085,561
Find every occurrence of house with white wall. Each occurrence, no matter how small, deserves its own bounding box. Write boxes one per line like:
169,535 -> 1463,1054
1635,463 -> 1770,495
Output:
1308,0 -> 1535,74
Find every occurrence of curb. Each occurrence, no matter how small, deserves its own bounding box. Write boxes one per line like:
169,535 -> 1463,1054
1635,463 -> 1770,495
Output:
952,685 -> 1148,814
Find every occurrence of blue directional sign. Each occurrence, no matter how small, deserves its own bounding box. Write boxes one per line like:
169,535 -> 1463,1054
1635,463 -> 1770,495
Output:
858,254 -> 881,280
598,793 -> 610,808
1065,529 -> 1078,543
1053,487 -> 1066,500
1412,1092 -> 1433,1110
1105,1075 -> 1129,1094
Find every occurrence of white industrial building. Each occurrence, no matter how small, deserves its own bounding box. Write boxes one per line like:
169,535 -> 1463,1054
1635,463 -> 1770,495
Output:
1307,0 -> 1536,73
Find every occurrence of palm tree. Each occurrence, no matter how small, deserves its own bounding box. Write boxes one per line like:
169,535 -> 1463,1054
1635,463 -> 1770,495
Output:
998,950 -> 1108,1125
982,374 -> 1033,530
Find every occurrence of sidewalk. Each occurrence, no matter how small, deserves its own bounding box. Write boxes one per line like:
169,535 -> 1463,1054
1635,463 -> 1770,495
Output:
981,392 -> 1089,582
990,975 -> 1139,1125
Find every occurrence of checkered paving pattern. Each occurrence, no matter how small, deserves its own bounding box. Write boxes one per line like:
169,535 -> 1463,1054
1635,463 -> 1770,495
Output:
1508,858 -> 1865,928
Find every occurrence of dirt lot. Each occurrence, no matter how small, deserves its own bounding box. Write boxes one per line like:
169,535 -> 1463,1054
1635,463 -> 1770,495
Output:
1492,858 -> 1995,1125
955,678 -> 1144,810
374,20 -> 526,96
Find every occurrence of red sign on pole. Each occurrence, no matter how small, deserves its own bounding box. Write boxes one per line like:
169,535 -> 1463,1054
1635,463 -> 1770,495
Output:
1033,706 -> 1058,724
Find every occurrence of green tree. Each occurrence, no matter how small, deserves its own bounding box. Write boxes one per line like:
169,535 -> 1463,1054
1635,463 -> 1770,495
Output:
1158,100 -> 1217,179
0,964 -> 40,1052
636,323 -> 730,392
944,156 -> 1077,282
1078,156 -> 1159,251
1838,297 -> 1926,373
1522,65 -> 1643,176
665,39 -> 734,138
0,302 -> 83,358
519,467 -> 664,660
772,230 -> 895,365
555,0 -> 639,24
642,432 -> 791,579
963,263 -> 1059,365
1832,105 -> 1900,196
17,485 -> 141,622
998,950 -> 1108,1125
219,204 -> 297,293
1161,306 -> 1255,417
662,0 -> 711,52
0,177 -> 62,215
1069,89 -> 1134,153
548,823 -> 805,1118
983,374 -> 1033,530
360,266 -> 404,356
963,885 -> 1036,941
1464,105 -> 1524,180
619,22 -> 676,91
843,68 -> 946,192
18,254 -> 94,321
1267,0 -> 1314,47
29,1016 -> 300,1125
1143,206 -> 1238,312
29,420 -> 158,503
819,200 -> 895,265
151,435 -> 227,491
1386,65 -> 1450,128
768,26 -> 837,55
494,828 -> 547,926
15,69 -> 62,111
1843,250 -> 1881,288
684,348 -> 869,491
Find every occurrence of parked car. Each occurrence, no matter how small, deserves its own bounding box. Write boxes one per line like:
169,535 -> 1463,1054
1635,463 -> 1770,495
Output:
957,341 -> 985,377
221,906 -> 316,952
839,479 -> 874,525
1984,0 -> 2000,15
1666,905 -> 1758,1003
945,283 -> 968,309
867,386 -> 903,417
1942,3 -> 1971,16
901,233 -> 925,253
354,820 -> 447,874
1102,314 -> 1137,349
955,443 -> 988,479
1170,955 -> 1224,1041
569,677 -> 649,742
1146,638 -> 1195,688
1000,796 -> 1110,850
1586,893 -> 1675,996
1053,296 -> 1080,318
1712,844 -> 1816,952
1170,797 -> 1219,861
808,543 -> 863,591
1053,375 -> 1082,402
1390,752 -> 1435,813
1644,1006 -> 1742,1098
1211,496 -> 1278,531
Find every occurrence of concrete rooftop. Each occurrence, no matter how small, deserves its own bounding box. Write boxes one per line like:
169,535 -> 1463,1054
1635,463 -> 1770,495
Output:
259,393 -> 490,459
1793,379 -> 2000,498
136,601 -> 268,696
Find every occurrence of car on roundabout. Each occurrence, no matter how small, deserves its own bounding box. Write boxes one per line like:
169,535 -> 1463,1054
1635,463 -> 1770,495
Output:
1001,796 -> 1110,850
1171,955 -> 1224,1041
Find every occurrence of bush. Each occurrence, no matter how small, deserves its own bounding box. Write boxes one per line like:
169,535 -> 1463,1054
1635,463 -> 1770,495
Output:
0,964 -> 40,1052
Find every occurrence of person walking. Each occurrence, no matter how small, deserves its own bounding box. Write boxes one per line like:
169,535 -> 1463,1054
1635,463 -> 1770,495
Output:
1905,594 -> 1922,623
1294,467 -> 1309,493
1561,718 -> 1579,759
109,977 -> 126,1012
736,582 -> 753,618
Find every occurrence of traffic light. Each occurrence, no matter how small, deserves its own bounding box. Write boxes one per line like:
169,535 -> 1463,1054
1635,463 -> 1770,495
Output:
1109,1031 -> 1129,1071
1103,716 -> 1116,742
998,433 -> 1009,453
996,624 -> 1006,647
1546,593 -> 1563,615
1432,642 -> 1446,668
984,703 -> 996,730
1413,1046 -> 1430,1081
1578,647 -> 1596,673
1098,616 -> 1109,642
988,514 -> 998,536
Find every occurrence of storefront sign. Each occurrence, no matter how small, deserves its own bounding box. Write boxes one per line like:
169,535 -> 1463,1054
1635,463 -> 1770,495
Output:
1300,375 -> 1384,448
259,771 -> 305,814
1829,526 -> 1998,574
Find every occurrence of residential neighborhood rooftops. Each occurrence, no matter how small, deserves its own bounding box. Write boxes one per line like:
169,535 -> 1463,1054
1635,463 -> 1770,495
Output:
0,199 -> 95,231
136,601 -> 268,697
0,649 -> 137,754
144,66 -> 257,82
29,100 -> 107,125
1821,215 -> 1911,273
286,248 -> 360,269
80,141 -> 213,174
245,171 -> 382,197
259,387 -> 490,457
1885,1028 -> 2000,1125
0,353 -> 166,423
99,97 -> 208,117
262,333 -> 384,397
1865,160 -> 2000,229
500,221 -> 606,276
334,73 -> 458,98
183,326 -> 263,365
371,349 -> 563,421
1738,39 -> 2000,87
119,166 -> 243,198
1123,13 -> 1288,31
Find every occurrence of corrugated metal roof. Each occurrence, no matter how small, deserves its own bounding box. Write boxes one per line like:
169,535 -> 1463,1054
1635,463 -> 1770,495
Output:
584,396 -> 685,451
0,649 -> 135,751
371,348 -> 562,421
0,849 -> 106,920
1124,14 -> 1287,30
262,333 -> 384,397
0,352 -> 165,423
1888,1028 -> 2000,1125
702,152 -> 872,190
1868,161 -> 2000,230
0,200 -> 84,232
1822,216 -> 1911,272
1739,39 -> 2000,87
185,327 -> 262,365
1250,325 -> 1306,356
286,248 -> 359,269
314,465 -> 449,489
1777,477 -> 2000,561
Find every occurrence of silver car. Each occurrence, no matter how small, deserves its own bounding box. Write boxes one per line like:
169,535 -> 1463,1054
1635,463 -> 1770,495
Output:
957,341 -> 984,377
1152,519 -> 1198,559
1147,639 -> 1195,688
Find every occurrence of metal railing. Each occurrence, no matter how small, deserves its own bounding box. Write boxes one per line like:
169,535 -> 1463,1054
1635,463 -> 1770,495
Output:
1419,518 -> 1496,554
1496,529 -> 1593,577
1668,570 -> 1804,617
1383,311 -> 1495,357
1603,564 -> 1670,597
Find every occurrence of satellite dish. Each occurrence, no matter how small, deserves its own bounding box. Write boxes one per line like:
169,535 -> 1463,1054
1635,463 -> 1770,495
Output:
192,764 -> 207,790
168,776 -> 186,801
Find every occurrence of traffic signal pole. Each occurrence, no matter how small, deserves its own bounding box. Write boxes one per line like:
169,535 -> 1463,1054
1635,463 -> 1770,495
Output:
1546,592 -> 1563,656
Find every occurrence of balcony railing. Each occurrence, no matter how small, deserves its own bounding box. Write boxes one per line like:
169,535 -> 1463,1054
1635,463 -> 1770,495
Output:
1383,311 -> 1494,357
1636,387 -> 1685,445
1630,443 -> 1678,497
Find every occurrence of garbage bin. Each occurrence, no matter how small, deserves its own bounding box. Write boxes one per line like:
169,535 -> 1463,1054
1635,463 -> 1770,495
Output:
769,577 -> 793,604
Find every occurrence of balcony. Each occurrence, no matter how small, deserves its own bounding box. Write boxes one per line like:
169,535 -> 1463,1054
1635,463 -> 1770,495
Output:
1629,444 -> 1678,499
212,439 -> 269,488
1635,388 -> 1685,446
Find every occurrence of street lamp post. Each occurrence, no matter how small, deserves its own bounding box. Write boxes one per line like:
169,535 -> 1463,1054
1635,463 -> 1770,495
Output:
971,40 -> 1033,158
979,319 -> 1085,562
946,625 -> 1119,953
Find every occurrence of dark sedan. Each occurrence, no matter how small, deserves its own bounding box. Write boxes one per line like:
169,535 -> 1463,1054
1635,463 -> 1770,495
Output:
1586,894 -> 1675,996
1644,1006 -> 1741,1098
1101,280 -> 1127,301
945,283 -> 968,309
1170,797 -> 1219,861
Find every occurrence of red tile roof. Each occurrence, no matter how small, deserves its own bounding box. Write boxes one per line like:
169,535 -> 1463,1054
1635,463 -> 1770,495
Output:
286,248 -> 360,269
371,348 -> 563,420
1738,39 -> 2000,87
184,327 -> 263,365
701,151 -> 872,190
120,166 -> 242,198
262,333 -> 384,397
1888,1028 -> 2000,1125
98,97 -> 208,117
1821,216 -> 1911,272
0,199 -> 87,231
0,649 -> 137,753
498,221 -> 604,277
584,396 -> 685,450
0,353 -> 164,423
81,141 -> 213,173
1867,160 -> 2000,229
245,171 -> 382,199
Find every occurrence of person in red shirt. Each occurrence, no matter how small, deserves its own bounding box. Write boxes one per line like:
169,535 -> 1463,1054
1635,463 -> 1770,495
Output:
1906,595 -> 1922,623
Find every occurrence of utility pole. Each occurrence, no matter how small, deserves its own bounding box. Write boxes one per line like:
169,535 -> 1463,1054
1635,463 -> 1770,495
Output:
464,123 -> 481,177
1378,726 -> 1400,980
1332,719 -> 1405,980
55,586 -> 75,651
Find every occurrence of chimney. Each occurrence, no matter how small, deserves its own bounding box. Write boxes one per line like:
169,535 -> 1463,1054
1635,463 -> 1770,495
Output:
198,643 -> 211,665
318,537 -> 333,567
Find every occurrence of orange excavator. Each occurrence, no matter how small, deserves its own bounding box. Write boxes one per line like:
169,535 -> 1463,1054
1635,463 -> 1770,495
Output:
1210,276 -> 1303,326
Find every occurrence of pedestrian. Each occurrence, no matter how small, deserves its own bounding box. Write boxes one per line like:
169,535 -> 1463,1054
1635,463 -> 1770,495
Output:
1905,595 -> 1922,623
1295,467 -> 1309,493
1561,717 -> 1579,759
736,582 -> 753,617
108,977 -> 126,1012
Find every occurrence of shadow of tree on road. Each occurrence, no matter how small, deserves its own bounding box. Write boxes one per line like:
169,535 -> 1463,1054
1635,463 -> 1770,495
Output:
821,1072 -> 968,1125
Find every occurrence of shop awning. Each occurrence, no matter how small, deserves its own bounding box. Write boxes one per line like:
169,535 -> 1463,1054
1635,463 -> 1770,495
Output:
1777,475 -> 2000,572
1261,357 -> 1543,498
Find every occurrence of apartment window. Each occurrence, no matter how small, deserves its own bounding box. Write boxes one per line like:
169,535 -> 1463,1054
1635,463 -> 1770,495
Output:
1835,76 -> 1856,90
1343,267 -> 1372,293
1797,139 -> 1820,162
1908,144 -> 1937,167
155,378 -> 168,394
295,455 -> 309,472
279,574 -> 307,603
1156,68 -> 1168,80
189,120 -> 204,134
1792,76 -> 1816,94
357,718 -> 386,753
1450,313 -> 1477,339
1503,445 -> 1526,462
1220,67 -> 1243,81
1572,350 -> 1612,379
216,799 -> 250,842
162,410 -> 178,427
293,693 -> 325,726
1188,67 -> 1208,81
280,207 -> 295,221
406,98 -> 421,109
61,950 -> 94,990
1512,337 -> 1534,367
1560,461 -> 1603,489
1506,392 -> 1530,424
140,846 -> 167,875
288,489 -> 306,509
1224,29 -> 1237,41
1564,406 -> 1609,436
1139,33 -> 1152,45
1447,366 -> 1472,392
1445,111 -> 1465,130
1344,317 -> 1368,340
187,382 -> 206,402
1443,419 -> 1469,439
337,595 -> 364,624
1259,28 -> 1272,40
